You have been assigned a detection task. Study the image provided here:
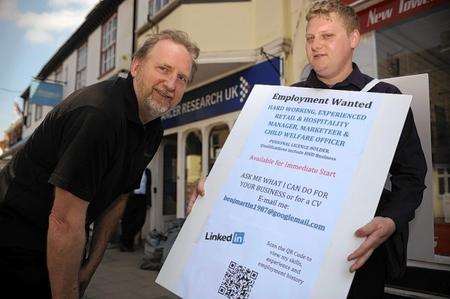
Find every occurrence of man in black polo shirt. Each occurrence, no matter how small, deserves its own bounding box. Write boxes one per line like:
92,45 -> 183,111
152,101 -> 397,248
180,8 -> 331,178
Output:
293,1 -> 427,298
0,30 -> 199,298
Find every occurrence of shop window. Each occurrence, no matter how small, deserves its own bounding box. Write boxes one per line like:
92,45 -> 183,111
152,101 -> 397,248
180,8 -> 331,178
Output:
185,131 -> 202,214
437,167 -> 450,196
375,6 -> 450,256
208,124 -> 230,172
100,14 -> 117,76
163,134 -> 177,216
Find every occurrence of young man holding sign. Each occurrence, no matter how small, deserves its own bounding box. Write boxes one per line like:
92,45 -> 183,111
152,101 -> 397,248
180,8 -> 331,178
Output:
292,1 -> 426,297
190,1 -> 426,297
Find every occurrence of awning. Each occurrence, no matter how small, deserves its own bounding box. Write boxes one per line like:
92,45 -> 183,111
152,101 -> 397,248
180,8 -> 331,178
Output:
188,48 -> 258,90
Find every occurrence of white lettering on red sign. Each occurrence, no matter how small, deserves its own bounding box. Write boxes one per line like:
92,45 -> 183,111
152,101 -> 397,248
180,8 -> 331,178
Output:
367,7 -> 394,26
399,0 -> 431,13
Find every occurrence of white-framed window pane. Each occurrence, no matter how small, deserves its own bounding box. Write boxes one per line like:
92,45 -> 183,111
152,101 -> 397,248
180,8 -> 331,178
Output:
149,0 -> 173,18
149,0 -> 154,16
76,68 -> 86,90
55,65 -> 63,82
111,18 -> 115,33
77,43 -> 87,70
76,73 -> 81,90
439,178 -> 445,195
100,15 -> 117,75
34,104 -> 42,121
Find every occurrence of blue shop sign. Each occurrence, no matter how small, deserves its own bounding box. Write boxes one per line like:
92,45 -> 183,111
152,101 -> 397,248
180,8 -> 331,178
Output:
162,58 -> 281,129
29,80 -> 63,106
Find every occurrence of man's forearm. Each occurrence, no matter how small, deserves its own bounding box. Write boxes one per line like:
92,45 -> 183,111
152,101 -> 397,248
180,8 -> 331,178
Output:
82,195 -> 128,278
47,213 -> 86,299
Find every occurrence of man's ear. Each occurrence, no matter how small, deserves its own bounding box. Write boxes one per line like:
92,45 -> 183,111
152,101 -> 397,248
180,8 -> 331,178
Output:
130,58 -> 140,77
349,29 -> 361,50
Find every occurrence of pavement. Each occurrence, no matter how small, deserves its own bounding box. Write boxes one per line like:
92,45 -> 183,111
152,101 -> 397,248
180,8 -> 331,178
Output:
83,246 -> 413,299
84,246 -> 179,299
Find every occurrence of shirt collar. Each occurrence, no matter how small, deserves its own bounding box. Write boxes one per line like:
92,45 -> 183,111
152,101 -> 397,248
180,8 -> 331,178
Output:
123,73 -> 142,125
123,73 -> 163,132
305,63 -> 367,90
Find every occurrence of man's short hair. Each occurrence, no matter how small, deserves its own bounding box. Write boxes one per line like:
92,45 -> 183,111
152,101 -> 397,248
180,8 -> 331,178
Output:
306,0 -> 359,33
133,29 -> 200,81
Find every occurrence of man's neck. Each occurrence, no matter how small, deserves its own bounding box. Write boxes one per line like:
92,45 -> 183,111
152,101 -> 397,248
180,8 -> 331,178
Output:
317,63 -> 353,87
138,107 -> 158,125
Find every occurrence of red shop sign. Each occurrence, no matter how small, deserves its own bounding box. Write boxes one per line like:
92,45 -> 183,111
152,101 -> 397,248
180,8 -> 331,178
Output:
356,0 -> 448,33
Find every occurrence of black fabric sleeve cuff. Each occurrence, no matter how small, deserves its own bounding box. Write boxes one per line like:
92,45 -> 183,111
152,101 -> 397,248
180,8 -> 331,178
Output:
49,173 -> 92,202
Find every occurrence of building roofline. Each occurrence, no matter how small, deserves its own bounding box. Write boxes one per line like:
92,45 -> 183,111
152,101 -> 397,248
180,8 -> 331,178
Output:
20,86 -> 30,100
36,0 -> 125,80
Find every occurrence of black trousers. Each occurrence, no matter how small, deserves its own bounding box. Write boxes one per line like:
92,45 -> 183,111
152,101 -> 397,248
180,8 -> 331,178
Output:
0,246 -> 51,298
348,246 -> 386,299
120,194 -> 147,248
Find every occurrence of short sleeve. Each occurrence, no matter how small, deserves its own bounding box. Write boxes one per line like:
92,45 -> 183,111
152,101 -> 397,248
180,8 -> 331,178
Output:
49,107 -> 116,202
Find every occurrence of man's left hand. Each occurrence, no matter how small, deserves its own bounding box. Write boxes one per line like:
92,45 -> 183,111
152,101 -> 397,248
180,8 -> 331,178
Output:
186,178 -> 205,215
347,216 -> 396,272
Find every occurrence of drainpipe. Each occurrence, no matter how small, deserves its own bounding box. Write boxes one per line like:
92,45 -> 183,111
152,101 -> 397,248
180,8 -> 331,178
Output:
132,0 -> 137,54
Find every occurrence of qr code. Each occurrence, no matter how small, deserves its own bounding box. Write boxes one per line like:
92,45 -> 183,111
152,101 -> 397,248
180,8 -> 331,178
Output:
218,261 -> 258,299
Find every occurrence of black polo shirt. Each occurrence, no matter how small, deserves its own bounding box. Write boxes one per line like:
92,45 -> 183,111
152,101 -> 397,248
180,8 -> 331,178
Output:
0,74 -> 163,251
293,63 -> 427,277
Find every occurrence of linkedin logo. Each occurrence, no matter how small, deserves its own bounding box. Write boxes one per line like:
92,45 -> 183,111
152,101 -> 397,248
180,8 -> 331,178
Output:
205,231 -> 245,245
232,232 -> 245,244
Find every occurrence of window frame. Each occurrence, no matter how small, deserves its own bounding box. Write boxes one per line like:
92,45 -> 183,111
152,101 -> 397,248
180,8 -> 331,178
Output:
75,42 -> 88,90
24,100 -> 31,128
34,104 -> 43,122
99,13 -> 117,77
54,65 -> 63,83
148,0 -> 175,20
437,166 -> 450,196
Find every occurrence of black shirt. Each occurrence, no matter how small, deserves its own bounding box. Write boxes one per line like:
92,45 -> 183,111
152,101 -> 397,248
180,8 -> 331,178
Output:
293,63 -> 427,277
0,75 -> 163,251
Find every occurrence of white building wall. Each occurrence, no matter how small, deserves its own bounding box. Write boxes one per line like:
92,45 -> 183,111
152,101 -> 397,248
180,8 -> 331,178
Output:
136,0 -> 148,30
354,31 -> 378,78
87,27 -> 102,85
64,51 -> 78,98
116,0 -> 134,72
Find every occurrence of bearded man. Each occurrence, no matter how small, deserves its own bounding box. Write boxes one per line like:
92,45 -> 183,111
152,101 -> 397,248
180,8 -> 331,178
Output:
0,30 -> 199,299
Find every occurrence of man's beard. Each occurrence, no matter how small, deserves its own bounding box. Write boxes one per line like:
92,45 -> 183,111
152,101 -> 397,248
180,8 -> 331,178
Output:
135,75 -> 171,120
144,95 -> 170,117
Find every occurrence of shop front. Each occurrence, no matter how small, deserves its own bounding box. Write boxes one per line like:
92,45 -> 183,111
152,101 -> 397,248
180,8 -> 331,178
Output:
346,0 -> 450,295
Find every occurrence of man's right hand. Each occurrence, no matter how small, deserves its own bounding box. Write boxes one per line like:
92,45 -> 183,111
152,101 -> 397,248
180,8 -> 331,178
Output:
186,177 -> 205,215
78,266 -> 93,298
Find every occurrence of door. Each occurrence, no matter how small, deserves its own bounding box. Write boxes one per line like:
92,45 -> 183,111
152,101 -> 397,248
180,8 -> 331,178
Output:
146,133 -> 178,233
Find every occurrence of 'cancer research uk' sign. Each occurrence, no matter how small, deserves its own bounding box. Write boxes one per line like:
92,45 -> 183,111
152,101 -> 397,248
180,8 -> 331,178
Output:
161,58 -> 281,129
157,85 -> 412,298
